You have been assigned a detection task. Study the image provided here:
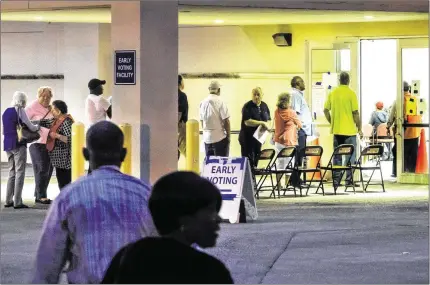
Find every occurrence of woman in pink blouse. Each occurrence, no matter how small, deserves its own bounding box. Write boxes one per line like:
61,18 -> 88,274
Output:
273,92 -> 302,191
25,87 -> 54,205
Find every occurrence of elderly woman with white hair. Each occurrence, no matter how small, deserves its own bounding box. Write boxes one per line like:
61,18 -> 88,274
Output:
2,91 -> 39,209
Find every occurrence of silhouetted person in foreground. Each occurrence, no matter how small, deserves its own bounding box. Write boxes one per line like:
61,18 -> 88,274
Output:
102,171 -> 234,284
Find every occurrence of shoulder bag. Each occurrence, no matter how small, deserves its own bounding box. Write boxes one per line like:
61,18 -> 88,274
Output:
16,108 -> 48,144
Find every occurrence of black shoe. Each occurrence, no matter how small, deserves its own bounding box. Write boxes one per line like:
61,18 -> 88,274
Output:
35,199 -> 51,204
4,203 -> 13,208
14,204 -> 29,209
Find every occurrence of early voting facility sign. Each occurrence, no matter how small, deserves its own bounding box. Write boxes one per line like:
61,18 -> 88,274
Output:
202,156 -> 258,224
114,50 -> 136,85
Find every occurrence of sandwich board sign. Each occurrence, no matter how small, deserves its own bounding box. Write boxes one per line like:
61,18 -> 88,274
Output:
202,156 -> 258,223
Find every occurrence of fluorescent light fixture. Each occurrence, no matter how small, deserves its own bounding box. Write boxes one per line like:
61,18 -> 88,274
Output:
214,19 -> 224,24
364,15 -> 374,20
34,16 -> 44,21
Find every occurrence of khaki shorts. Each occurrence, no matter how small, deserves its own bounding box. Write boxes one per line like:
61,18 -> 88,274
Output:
178,122 -> 186,156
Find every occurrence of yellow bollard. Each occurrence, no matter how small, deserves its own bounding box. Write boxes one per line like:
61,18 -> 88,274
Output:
120,123 -> 132,175
186,119 -> 200,174
71,122 -> 85,182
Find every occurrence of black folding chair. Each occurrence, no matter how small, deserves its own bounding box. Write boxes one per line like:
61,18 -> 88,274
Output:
316,144 -> 356,195
352,144 -> 385,192
293,145 -> 324,196
253,149 -> 276,199
270,146 -> 296,198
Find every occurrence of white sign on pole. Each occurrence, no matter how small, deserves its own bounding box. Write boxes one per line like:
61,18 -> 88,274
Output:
202,156 -> 258,224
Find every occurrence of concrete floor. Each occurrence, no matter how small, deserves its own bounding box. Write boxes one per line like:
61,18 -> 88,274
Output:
1,179 -> 428,284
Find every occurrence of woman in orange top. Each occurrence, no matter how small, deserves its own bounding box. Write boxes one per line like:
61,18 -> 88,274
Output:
273,92 -> 302,190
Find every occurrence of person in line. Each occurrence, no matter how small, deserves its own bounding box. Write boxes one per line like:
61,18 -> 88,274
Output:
178,75 -> 189,160
369,101 -> 388,135
324,72 -> 362,189
369,101 -> 390,160
200,80 -> 231,157
31,121 -> 155,284
239,87 -> 271,167
2,91 -> 40,209
85,78 -> 111,174
273,92 -> 302,191
290,76 -> 312,187
26,86 -> 54,205
85,78 -> 111,125
387,81 -> 422,174
102,171 -> 234,284
37,101 -> 74,190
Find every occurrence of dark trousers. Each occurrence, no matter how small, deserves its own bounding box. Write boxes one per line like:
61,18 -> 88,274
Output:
240,140 -> 262,167
205,137 -> 230,157
29,143 -> 53,200
290,129 -> 307,186
404,137 -> 419,173
56,168 -> 72,190
332,135 -> 357,185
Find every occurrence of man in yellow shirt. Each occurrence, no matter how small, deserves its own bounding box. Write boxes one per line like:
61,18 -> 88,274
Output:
323,72 -> 362,188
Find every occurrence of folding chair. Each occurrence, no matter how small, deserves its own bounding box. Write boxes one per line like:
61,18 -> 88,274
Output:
362,124 -> 375,146
352,144 -> 385,192
253,149 -> 276,199
316,144 -> 356,195
270,146 -> 296,198
293,145 -> 324,196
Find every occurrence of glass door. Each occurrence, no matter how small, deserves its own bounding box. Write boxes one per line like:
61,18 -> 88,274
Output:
396,38 -> 429,184
305,39 -> 359,176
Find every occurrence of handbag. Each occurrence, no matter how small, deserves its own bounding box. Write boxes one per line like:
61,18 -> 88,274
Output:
16,108 -> 47,144
46,114 -> 74,152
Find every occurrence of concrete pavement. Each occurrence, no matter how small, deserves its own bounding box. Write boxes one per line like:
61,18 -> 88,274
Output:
1,182 -> 429,284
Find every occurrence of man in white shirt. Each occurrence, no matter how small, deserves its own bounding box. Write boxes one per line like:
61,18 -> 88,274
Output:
85,78 -> 112,125
199,81 -> 231,157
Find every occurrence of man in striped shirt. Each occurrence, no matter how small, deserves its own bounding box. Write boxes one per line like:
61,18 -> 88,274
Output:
31,121 -> 156,284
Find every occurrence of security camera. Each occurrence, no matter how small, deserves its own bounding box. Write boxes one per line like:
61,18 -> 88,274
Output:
272,33 -> 292,47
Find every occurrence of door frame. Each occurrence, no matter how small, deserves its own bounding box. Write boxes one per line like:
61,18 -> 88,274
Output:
396,37 -> 429,184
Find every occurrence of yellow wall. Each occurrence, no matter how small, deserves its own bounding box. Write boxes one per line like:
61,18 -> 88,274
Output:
177,20 -> 429,169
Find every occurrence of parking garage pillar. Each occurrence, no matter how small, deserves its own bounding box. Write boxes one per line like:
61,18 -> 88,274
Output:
111,1 -> 178,183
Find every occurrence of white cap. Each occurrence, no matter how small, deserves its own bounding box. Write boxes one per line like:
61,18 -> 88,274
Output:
208,80 -> 221,91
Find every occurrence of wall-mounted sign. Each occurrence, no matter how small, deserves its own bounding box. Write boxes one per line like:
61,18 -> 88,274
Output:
114,50 -> 136,85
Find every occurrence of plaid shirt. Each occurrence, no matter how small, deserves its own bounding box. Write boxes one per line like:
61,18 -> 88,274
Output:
31,166 -> 156,284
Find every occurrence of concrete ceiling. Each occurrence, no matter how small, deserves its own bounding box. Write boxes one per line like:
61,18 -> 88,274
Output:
1,0 -> 429,13
0,6 -> 428,25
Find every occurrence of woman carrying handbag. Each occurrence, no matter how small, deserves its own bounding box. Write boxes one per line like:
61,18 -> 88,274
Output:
2,91 -> 40,209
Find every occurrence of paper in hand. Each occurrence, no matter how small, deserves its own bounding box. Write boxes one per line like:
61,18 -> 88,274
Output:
253,125 -> 270,144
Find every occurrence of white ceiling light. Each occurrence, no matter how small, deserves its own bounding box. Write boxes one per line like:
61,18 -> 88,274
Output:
364,15 -> 374,20
34,16 -> 44,21
214,19 -> 224,24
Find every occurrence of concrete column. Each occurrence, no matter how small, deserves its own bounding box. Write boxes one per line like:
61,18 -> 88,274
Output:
111,1 -> 178,183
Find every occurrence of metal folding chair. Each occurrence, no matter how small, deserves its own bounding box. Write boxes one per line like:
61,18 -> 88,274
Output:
352,144 -> 386,192
316,144 -> 356,195
270,146 -> 296,198
253,149 -> 276,199
294,145 -> 324,196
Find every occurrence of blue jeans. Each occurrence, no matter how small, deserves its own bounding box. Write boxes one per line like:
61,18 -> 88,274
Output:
333,135 -> 357,185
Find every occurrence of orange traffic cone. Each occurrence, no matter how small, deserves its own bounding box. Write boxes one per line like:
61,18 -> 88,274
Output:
416,129 -> 428,174
307,137 -> 322,180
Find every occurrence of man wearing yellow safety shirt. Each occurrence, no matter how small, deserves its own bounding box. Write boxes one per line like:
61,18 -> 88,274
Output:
387,81 -> 421,174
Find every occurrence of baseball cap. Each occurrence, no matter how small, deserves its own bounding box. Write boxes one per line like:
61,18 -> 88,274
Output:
376,101 -> 384,110
88,78 -> 106,90
208,80 -> 221,91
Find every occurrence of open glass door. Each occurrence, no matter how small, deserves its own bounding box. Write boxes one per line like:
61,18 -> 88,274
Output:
396,38 -> 429,184
305,39 -> 359,171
